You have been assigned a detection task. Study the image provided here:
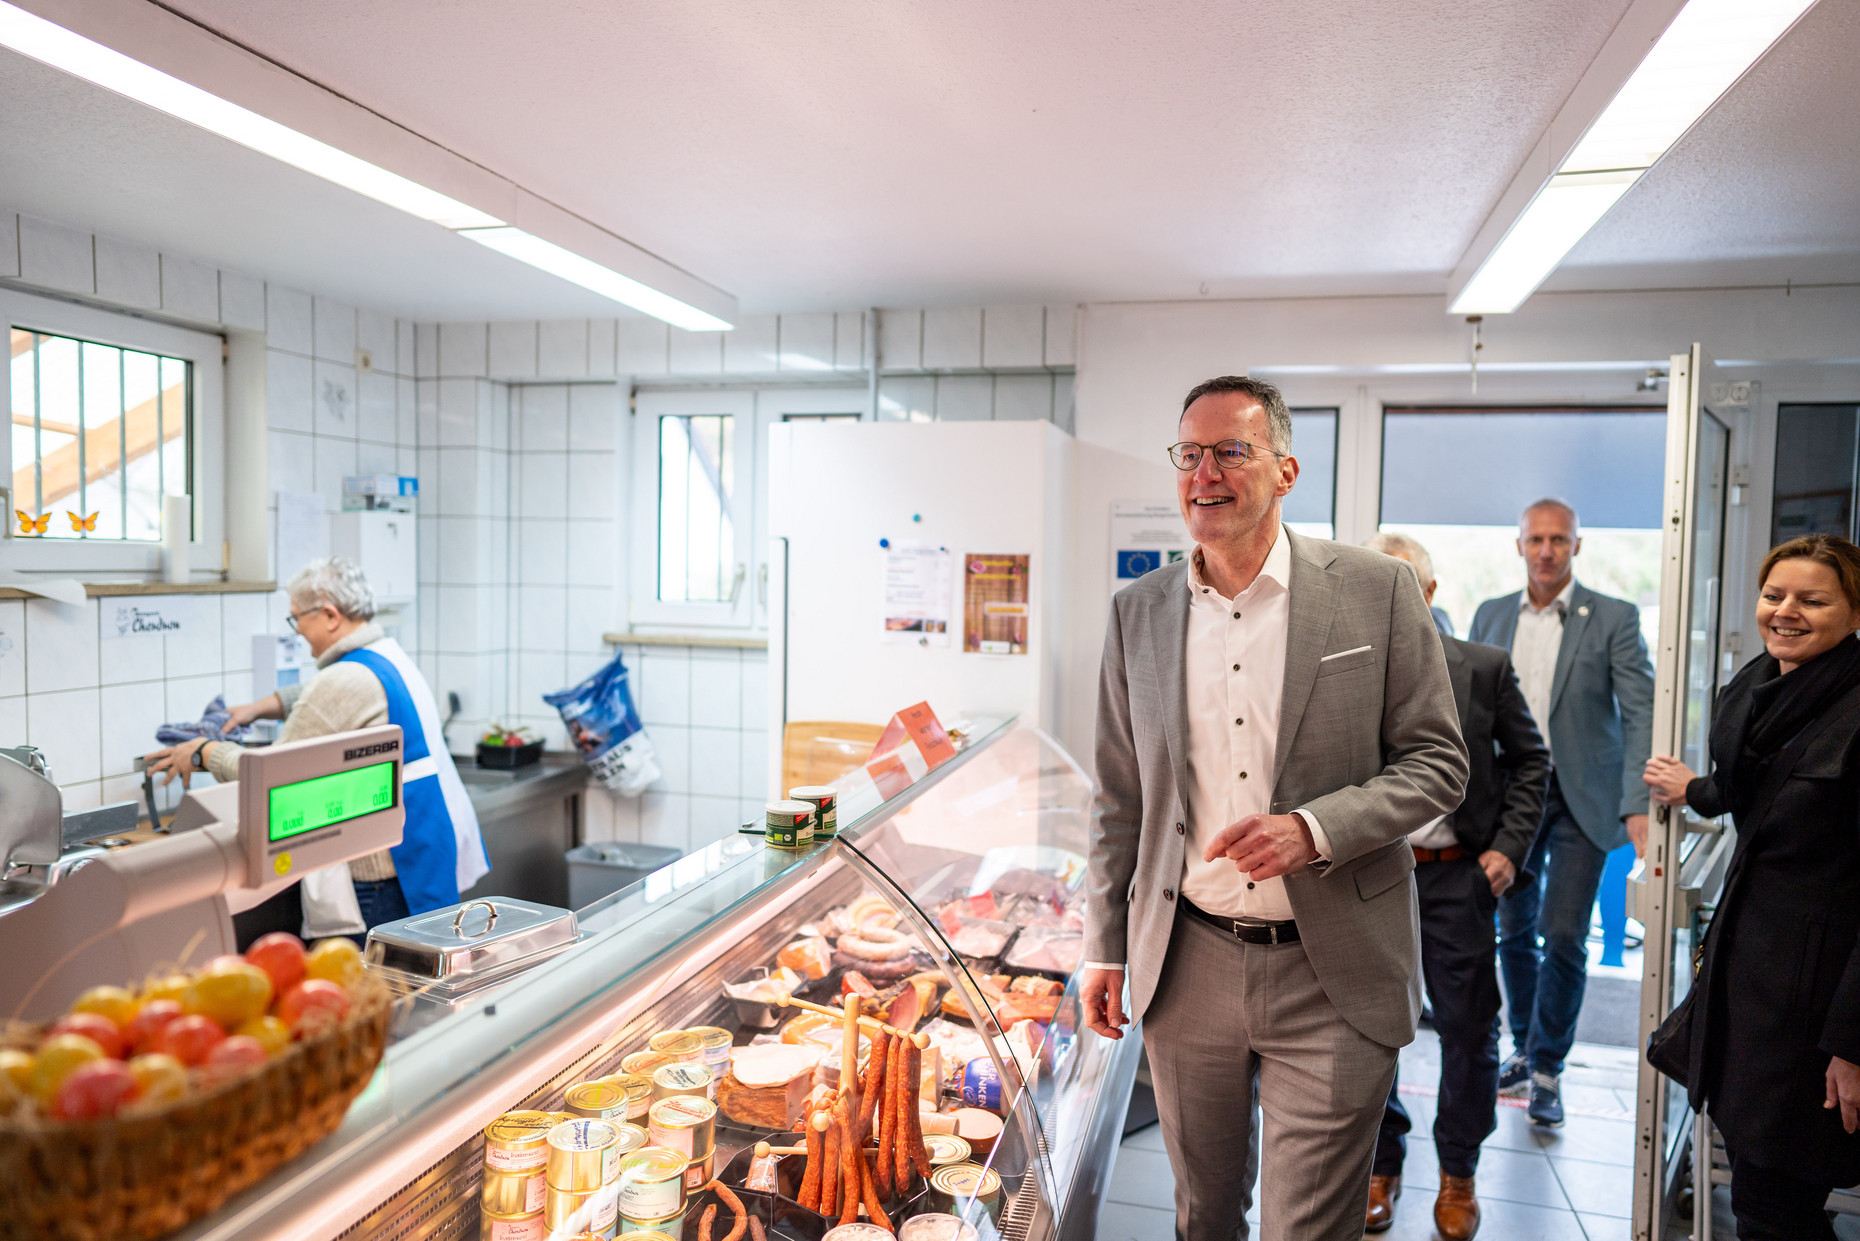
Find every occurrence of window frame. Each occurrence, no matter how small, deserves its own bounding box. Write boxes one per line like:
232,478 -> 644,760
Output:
2,288 -> 224,575
750,387 -> 869,628
630,387 -> 756,628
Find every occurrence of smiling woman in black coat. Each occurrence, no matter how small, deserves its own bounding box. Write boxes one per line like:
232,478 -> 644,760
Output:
1645,534 -> 1860,1241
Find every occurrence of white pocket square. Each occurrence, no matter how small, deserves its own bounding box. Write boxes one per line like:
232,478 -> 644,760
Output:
1319,644 -> 1373,662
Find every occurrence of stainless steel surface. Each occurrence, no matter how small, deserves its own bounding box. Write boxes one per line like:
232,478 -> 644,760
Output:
61,800 -> 140,848
457,753 -> 587,908
364,896 -> 579,993
0,743 -> 62,871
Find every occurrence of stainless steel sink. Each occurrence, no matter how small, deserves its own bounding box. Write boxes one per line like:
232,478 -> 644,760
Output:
454,767 -> 519,786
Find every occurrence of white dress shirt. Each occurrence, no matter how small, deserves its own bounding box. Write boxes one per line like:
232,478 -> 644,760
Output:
1177,529 -> 1331,920
1512,578 -> 1574,760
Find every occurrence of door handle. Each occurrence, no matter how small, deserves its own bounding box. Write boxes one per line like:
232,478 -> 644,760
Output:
758,563 -> 768,607
728,563 -> 747,605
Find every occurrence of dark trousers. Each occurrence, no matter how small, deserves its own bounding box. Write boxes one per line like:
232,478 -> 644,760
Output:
1376,854 -> 1503,1180
1498,777 -> 1607,1075
1728,1151 -> 1837,1240
354,876 -> 411,930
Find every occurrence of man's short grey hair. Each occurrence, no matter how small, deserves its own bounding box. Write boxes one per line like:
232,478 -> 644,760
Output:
1365,531 -> 1435,590
1179,375 -> 1293,455
1520,496 -> 1581,537
287,556 -> 376,620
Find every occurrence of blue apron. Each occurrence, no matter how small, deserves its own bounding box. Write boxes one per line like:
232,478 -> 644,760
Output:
341,648 -> 460,914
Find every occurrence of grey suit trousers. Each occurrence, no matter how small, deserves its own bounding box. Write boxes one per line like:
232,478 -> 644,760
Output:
1145,911 -> 1398,1241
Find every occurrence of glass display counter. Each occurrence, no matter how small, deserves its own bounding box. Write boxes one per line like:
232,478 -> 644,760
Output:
171,717 -> 1140,1241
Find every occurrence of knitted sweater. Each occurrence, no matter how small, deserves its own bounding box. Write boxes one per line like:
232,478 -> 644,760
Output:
207,624 -> 396,879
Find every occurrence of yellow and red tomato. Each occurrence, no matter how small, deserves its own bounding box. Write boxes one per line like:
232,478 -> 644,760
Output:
125,1053 -> 188,1106
47,1012 -> 127,1060
126,999 -> 184,1056
183,962 -> 273,1030
278,979 -> 350,1033
70,985 -> 140,1030
28,1034 -> 105,1104
155,1015 -> 225,1067
235,1015 -> 291,1057
246,933 -> 308,994
51,1059 -> 137,1121
304,938 -> 364,991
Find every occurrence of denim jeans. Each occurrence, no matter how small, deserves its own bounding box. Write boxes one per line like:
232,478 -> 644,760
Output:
1498,777 -> 1608,1076
353,876 -> 411,931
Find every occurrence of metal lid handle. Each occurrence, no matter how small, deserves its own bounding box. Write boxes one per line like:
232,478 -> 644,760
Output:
453,899 -> 499,937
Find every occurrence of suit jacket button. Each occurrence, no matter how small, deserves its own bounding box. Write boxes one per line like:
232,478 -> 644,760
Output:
1176,822 -> 1185,835
1163,888 -> 1175,901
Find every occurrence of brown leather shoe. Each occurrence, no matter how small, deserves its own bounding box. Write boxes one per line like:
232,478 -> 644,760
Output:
1434,1174 -> 1481,1240
1364,1174 -> 1400,1233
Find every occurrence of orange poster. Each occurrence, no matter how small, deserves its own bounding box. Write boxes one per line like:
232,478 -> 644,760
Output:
963,553 -> 1030,654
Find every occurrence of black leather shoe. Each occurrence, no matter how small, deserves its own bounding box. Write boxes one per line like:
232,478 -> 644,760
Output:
1528,1071 -> 1564,1127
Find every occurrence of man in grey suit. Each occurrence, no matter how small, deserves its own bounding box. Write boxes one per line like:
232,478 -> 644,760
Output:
1082,375 -> 1469,1241
1468,498 -> 1655,1127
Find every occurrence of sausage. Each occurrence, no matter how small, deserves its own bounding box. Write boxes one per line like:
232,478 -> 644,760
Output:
857,1029 -> 890,1142
747,1216 -> 767,1241
799,1106 -> 824,1211
875,1029 -> 902,1196
698,1203 -> 716,1241
838,1097 -> 861,1226
894,1036 -> 915,1191
906,1039 -> 932,1179
860,1149 -> 893,1233
709,1179 -> 749,1241
819,1106 -> 840,1217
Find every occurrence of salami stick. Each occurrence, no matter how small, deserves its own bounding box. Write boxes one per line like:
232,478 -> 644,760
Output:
838,1097 -> 861,1226
861,1150 -> 894,1233
818,1107 -> 840,1216
798,1107 -> 826,1210
894,1034 -> 915,1190
856,1029 -> 890,1142
708,1180 -> 749,1241
906,1038 -> 932,1178
698,1203 -> 716,1241
875,1027 -> 902,1196
748,1217 -> 767,1241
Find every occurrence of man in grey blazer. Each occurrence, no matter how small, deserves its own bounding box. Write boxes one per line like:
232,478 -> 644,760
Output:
1468,498 -> 1654,1127
1083,375 -> 1469,1241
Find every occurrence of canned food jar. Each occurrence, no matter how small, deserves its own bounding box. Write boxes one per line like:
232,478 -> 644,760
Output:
647,1095 -> 717,1159
545,1183 -> 619,1235
615,1145 -> 688,1223
921,1134 -> 972,1168
928,1164 -> 1002,1223
687,1025 -> 734,1081
764,799 -> 816,849
547,1118 -> 623,1192
618,1213 -> 685,1238
484,1110 -> 561,1173
482,1165 -> 548,1216
788,785 -> 838,838
622,1050 -> 675,1078
601,1073 -> 656,1121
897,1216 -> 979,1241
650,1062 -> 714,1103
819,1225 -> 896,1241
479,1209 -> 546,1241
647,1030 -> 705,1063
566,1079 -> 632,1121
680,1146 -> 714,1193
959,1058 -> 1004,1112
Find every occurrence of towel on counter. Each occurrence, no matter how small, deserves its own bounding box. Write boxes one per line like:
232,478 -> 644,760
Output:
155,695 -> 252,746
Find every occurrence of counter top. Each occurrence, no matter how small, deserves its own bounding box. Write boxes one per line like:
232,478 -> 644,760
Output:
451,751 -> 587,812
0,579 -> 275,599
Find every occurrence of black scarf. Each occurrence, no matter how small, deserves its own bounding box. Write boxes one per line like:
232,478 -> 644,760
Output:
1725,636 -> 1860,814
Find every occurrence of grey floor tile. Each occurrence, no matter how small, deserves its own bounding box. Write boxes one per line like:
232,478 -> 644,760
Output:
1123,1123 -> 1168,1152
1388,1135 -> 1441,1192
1105,1145 -> 1177,1212
1472,1146 -> 1572,1210
1095,1199 -> 1176,1240
1581,1209 -> 1632,1239
1525,1115 -> 1635,1166
1550,1154 -> 1632,1217
1470,1195 -> 1593,1241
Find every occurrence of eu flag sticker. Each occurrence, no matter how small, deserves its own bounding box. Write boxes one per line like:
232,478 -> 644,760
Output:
1118,550 -> 1162,579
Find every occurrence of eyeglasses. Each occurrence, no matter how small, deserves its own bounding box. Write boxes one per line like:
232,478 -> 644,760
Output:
1167,438 -> 1283,471
285,605 -> 328,633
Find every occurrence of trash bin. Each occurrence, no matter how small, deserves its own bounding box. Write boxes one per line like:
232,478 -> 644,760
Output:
565,842 -> 684,910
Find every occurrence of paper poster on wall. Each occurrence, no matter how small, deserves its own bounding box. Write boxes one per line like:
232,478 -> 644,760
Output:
1110,499 -> 1191,595
963,553 -> 1030,655
880,543 -> 952,645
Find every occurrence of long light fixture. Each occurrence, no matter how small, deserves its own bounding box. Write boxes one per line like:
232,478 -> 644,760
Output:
1451,0 -> 1818,314
458,227 -> 733,332
0,1 -> 734,330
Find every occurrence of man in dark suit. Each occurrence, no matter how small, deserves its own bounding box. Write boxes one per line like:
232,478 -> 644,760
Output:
1364,533 -> 1550,1239
1469,498 -> 1654,1128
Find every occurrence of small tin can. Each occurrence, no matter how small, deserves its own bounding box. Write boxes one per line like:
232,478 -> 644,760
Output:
929,1164 -> 1002,1223
960,1057 -> 1004,1111
819,1225 -> 896,1241
618,1219 -> 683,1239
622,1050 -> 675,1078
545,1183 -> 619,1237
479,1209 -> 546,1241
547,1118 -> 623,1192
764,799 -> 816,848
651,1062 -> 714,1103
566,1079 -> 632,1121
615,1146 -> 688,1223
483,1110 -> 561,1173
788,785 -> 838,838
601,1073 -> 656,1121
687,1025 -> 733,1085
922,1134 -> 973,1168
680,1146 -> 714,1193
898,1215 -> 979,1241
647,1030 -> 705,1064
482,1165 -> 548,1216
648,1095 -> 717,1159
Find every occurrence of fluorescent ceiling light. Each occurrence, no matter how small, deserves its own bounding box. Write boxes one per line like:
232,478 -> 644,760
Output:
458,228 -> 734,331
1452,0 -> 1816,314
0,1 -> 501,228
1452,172 -> 1640,314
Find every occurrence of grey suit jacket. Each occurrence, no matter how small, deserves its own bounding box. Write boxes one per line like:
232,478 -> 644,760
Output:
1087,529 -> 1470,1049
1467,583 -> 1654,853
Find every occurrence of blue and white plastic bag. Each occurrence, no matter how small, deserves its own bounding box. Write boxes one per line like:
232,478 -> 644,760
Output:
545,653 -> 662,796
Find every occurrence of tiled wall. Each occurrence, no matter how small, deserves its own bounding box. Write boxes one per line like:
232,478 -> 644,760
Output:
0,592 -> 275,813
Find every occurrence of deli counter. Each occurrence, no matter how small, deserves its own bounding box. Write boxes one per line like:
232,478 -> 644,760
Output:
171,717 -> 1141,1241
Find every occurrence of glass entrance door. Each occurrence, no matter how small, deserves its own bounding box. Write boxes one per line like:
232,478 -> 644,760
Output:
1631,344 -> 1732,1239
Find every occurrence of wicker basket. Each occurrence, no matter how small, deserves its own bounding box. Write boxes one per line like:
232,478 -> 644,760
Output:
0,973 -> 392,1241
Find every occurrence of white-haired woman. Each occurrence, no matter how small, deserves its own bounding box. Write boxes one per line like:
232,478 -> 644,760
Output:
146,557 -> 488,935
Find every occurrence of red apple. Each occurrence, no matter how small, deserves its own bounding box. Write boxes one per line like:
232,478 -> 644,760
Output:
156,1014 -> 225,1066
277,979 -> 349,1034
244,932 -> 308,993
126,999 -> 183,1056
52,1059 -> 137,1121
47,1012 -> 126,1060
204,1035 -> 269,1075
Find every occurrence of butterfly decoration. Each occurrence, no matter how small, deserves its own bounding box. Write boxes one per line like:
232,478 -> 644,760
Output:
67,511 -> 98,533
15,510 -> 48,535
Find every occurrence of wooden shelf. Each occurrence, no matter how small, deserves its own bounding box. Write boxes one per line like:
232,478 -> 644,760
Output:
0,580 -> 276,600
603,631 -> 769,651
